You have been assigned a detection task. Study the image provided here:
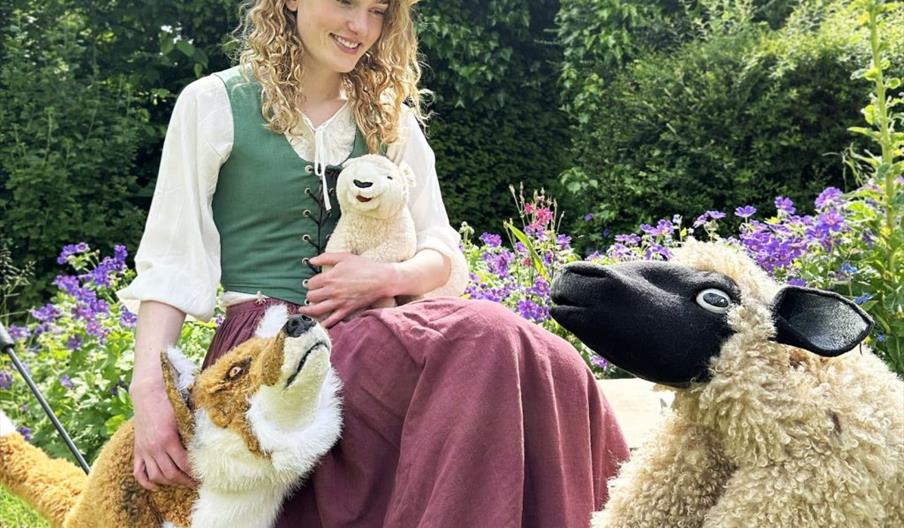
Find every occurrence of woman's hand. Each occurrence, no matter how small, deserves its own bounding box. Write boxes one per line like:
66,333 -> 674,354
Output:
130,381 -> 196,490
301,252 -> 399,328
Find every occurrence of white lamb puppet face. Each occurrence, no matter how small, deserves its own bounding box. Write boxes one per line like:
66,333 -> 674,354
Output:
162,305 -> 338,486
336,154 -> 415,220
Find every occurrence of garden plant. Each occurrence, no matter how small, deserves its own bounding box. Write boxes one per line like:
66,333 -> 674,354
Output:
0,0 -> 901,526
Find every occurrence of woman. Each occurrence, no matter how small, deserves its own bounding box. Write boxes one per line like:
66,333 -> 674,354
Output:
119,0 -> 629,526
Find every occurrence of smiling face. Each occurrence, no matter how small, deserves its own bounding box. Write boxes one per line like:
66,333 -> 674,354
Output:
287,0 -> 389,74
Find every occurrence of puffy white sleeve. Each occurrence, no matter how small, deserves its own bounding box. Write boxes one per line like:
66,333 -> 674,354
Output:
116,75 -> 232,322
386,111 -> 469,297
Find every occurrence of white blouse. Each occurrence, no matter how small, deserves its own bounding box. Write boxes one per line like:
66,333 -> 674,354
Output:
117,74 -> 468,322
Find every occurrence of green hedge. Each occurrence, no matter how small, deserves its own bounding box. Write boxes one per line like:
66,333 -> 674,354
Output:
556,0 -> 904,249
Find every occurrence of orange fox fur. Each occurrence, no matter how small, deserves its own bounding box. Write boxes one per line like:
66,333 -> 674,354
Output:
0,307 -> 342,528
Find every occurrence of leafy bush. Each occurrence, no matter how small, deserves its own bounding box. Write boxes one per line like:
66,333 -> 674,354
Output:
558,0 -> 904,250
0,245 -> 216,462
418,0 -> 574,236
0,4 -> 147,309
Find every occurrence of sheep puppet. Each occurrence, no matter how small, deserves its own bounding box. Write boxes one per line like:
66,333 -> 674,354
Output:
0,306 -> 342,528
550,240 -> 903,528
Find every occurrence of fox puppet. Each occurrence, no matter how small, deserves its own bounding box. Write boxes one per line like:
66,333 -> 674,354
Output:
0,305 -> 342,528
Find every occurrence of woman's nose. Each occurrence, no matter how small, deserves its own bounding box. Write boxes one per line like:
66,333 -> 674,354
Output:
346,8 -> 369,34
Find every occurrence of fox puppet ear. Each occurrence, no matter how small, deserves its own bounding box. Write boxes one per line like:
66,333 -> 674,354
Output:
160,347 -> 197,440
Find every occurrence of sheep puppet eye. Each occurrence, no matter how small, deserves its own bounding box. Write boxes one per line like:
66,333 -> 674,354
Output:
696,288 -> 732,314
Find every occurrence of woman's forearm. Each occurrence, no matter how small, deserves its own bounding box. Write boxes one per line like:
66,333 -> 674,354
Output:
129,301 -> 187,395
387,249 -> 451,297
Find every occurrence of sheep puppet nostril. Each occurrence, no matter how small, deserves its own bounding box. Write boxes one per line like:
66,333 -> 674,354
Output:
352,179 -> 373,188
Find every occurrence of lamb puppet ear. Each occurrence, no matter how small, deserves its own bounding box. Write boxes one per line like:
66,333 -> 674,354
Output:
161,347 -> 197,439
771,286 -> 873,357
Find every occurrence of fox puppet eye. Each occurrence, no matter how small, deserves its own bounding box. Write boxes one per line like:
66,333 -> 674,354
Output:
696,288 -> 733,315
226,358 -> 252,381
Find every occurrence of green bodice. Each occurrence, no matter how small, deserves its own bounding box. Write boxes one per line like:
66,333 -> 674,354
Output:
211,66 -> 368,305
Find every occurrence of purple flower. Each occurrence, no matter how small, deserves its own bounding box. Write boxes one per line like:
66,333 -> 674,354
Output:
645,244 -> 672,260
787,278 -> 807,287
479,233 -> 502,248
816,210 -> 845,233
877,334 -> 887,343
59,374 -> 74,390
53,275 -> 81,296
590,355 -> 609,370
483,249 -> 515,277
693,210 -> 727,228
56,242 -> 90,264
556,234 -> 572,249
17,426 -> 32,442
814,187 -> 843,209
774,196 -> 796,215
0,370 -> 13,389
854,293 -> 873,305
66,335 -> 83,350
31,304 -> 61,323
640,219 -> 675,237
614,234 -> 641,246
214,315 -> 225,327
114,244 -> 128,264
8,325 -> 30,341
527,277 -> 550,297
607,243 -> 637,262
516,299 -> 550,323
735,205 -> 757,219
583,213 -> 594,221
840,262 -> 857,275
86,319 -> 110,344
120,309 -> 138,328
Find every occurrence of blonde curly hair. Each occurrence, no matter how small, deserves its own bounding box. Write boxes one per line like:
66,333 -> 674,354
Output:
234,0 -> 426,153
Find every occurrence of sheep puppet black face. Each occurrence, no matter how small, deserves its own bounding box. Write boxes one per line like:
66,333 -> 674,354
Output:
549,240 -> 904,528
550,244 -> 872,387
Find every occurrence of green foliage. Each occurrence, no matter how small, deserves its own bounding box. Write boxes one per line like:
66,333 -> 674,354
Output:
0,246 -> 216,462
0,3 -> 146,309
558,0 -> 904,251
0,487 -> 48,528
836,0 -> 903,370
417,0 -> 574,236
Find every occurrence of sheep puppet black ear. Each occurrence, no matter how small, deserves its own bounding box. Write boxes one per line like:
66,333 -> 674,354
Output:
772,286 -> 874,357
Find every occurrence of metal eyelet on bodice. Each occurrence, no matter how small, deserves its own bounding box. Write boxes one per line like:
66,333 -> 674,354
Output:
300,164 -> 342,268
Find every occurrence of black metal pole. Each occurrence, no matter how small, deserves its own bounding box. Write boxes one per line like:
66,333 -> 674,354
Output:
0,322 -> 90,474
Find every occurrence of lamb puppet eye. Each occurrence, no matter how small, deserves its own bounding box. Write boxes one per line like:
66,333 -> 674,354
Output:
696,288 -> 732,314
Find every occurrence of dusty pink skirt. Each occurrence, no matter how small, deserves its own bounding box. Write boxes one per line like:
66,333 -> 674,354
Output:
204,297 -> 629,527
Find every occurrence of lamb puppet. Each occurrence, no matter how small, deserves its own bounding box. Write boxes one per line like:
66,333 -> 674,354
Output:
323,154 -> 465,305
550,240 -> 904,528
0,306 -> 342,528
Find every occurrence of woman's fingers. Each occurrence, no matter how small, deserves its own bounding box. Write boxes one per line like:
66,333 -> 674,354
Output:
133,458 -> 158,491
168,443 -> 195,483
